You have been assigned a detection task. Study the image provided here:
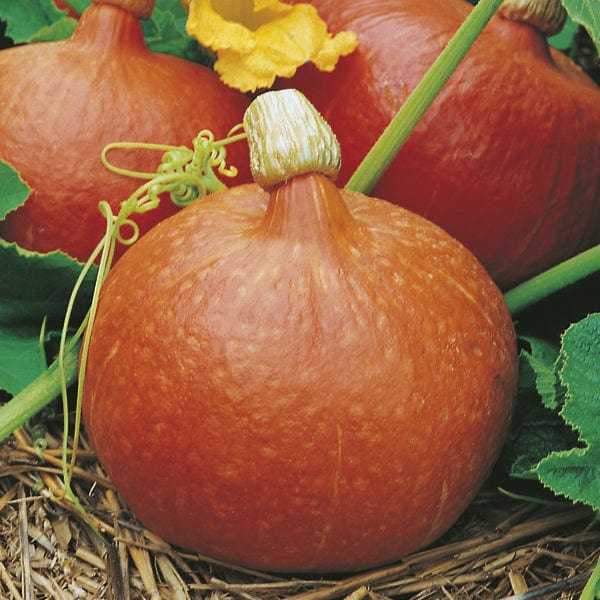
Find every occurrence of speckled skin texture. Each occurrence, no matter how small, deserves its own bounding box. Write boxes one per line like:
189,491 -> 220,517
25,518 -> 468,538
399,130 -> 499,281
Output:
285,0 -> 600,289
82,175 -> 517,573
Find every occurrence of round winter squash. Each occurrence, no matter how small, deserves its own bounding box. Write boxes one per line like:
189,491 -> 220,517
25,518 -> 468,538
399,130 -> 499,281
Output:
284,0 -> 600,289
81,90 -> 518,573
0,0 -> 251,263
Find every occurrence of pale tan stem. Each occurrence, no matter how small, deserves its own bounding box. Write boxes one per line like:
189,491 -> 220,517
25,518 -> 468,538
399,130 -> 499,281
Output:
499,0 -> 566,36
90,0 -> 155,20
243,89 -> 341,188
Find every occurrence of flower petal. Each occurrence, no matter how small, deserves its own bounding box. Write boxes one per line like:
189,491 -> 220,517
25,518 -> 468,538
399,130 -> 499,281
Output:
185,0 -> 357,93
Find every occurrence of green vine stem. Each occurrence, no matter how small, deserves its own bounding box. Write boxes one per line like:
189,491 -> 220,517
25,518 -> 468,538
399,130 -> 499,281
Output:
3,239 -> 598,442
346,0 -> 505,194
580,554 -> 600,600
0,127 -> 245,444
504,243 -> 600,314
0,341 -> 79,441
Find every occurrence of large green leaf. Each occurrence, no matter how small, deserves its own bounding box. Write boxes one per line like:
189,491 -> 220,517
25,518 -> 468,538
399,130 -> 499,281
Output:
0,0 -> 76,43
0,240 -> 96,395
534,315 -> 600,512
0,240 -> 95,328
0,326 -> 46,395
561,0 -> 600,53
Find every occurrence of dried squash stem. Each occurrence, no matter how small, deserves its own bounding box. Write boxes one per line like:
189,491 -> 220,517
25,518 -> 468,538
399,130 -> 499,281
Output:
91,0 -> 155,20
499,0 -> 566,36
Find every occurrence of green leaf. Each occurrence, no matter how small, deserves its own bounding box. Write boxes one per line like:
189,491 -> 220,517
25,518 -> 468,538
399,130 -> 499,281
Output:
0,326 -> 46,395
536,446 -> 600,512
561,0 -> 600,53
519,335 -> 563,410
0,239 -> 95,395
0,160 -> 30,220
503,395 -> 580,480
548,14 -> 580,51
0,0 -> 76,43
142,0 -> 215,65
534,314 -> 600,512
500,348 -> 578,480
0,239 -> 96,328
559,315 -> 600,445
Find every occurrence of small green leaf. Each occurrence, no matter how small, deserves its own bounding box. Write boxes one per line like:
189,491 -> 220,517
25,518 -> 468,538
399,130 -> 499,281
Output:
548,14 -> 579,51
534,314 -> 600,512
0,0 -> 76,43
519,335 -> 563,410
0,326 -> 46,395
0,239 -> 96,328
500,348 -> 578,480
142,0 -> 215,65
0,160 -> 30,220
561,0 -> 600,53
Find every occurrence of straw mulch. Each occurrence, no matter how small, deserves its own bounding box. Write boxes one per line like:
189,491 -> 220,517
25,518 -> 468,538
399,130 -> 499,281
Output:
0,415 -> 598,600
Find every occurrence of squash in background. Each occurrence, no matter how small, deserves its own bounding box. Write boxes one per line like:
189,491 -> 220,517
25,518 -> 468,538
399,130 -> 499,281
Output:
285,0 -> 600,288
0,0 -> 251,262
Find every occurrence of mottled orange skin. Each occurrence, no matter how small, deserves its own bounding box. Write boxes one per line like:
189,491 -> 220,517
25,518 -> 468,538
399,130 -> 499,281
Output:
284,0 -> 600,289
0,3 -> 251,263
82,173 -> 517,573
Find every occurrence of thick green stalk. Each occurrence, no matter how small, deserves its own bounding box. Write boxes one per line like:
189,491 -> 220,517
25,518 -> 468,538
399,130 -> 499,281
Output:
580,554 -> 600,600
504,243 -> 600,315
0,343 -> 79,442
346,0 -> 505,194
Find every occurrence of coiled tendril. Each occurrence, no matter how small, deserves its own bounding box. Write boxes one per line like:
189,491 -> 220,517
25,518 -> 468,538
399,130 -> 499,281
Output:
100,123 -> 247,244
56,125 -> 247,532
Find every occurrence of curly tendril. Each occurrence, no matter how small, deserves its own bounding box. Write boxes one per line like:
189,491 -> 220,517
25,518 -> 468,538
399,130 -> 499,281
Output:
101,123 -> 247,209
97,124 -> 247,244
55,125 -> 248,533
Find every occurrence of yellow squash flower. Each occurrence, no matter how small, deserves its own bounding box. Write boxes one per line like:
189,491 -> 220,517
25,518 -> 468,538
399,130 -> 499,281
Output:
184,0 -> 358,93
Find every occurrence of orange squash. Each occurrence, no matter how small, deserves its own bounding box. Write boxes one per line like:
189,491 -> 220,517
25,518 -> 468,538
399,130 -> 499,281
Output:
0,0 -> 251,262
82,90 -> 517,573
285,0 -> 600,289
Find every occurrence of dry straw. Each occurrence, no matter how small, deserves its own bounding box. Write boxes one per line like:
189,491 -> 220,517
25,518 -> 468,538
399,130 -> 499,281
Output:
0,418 -> 598,599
